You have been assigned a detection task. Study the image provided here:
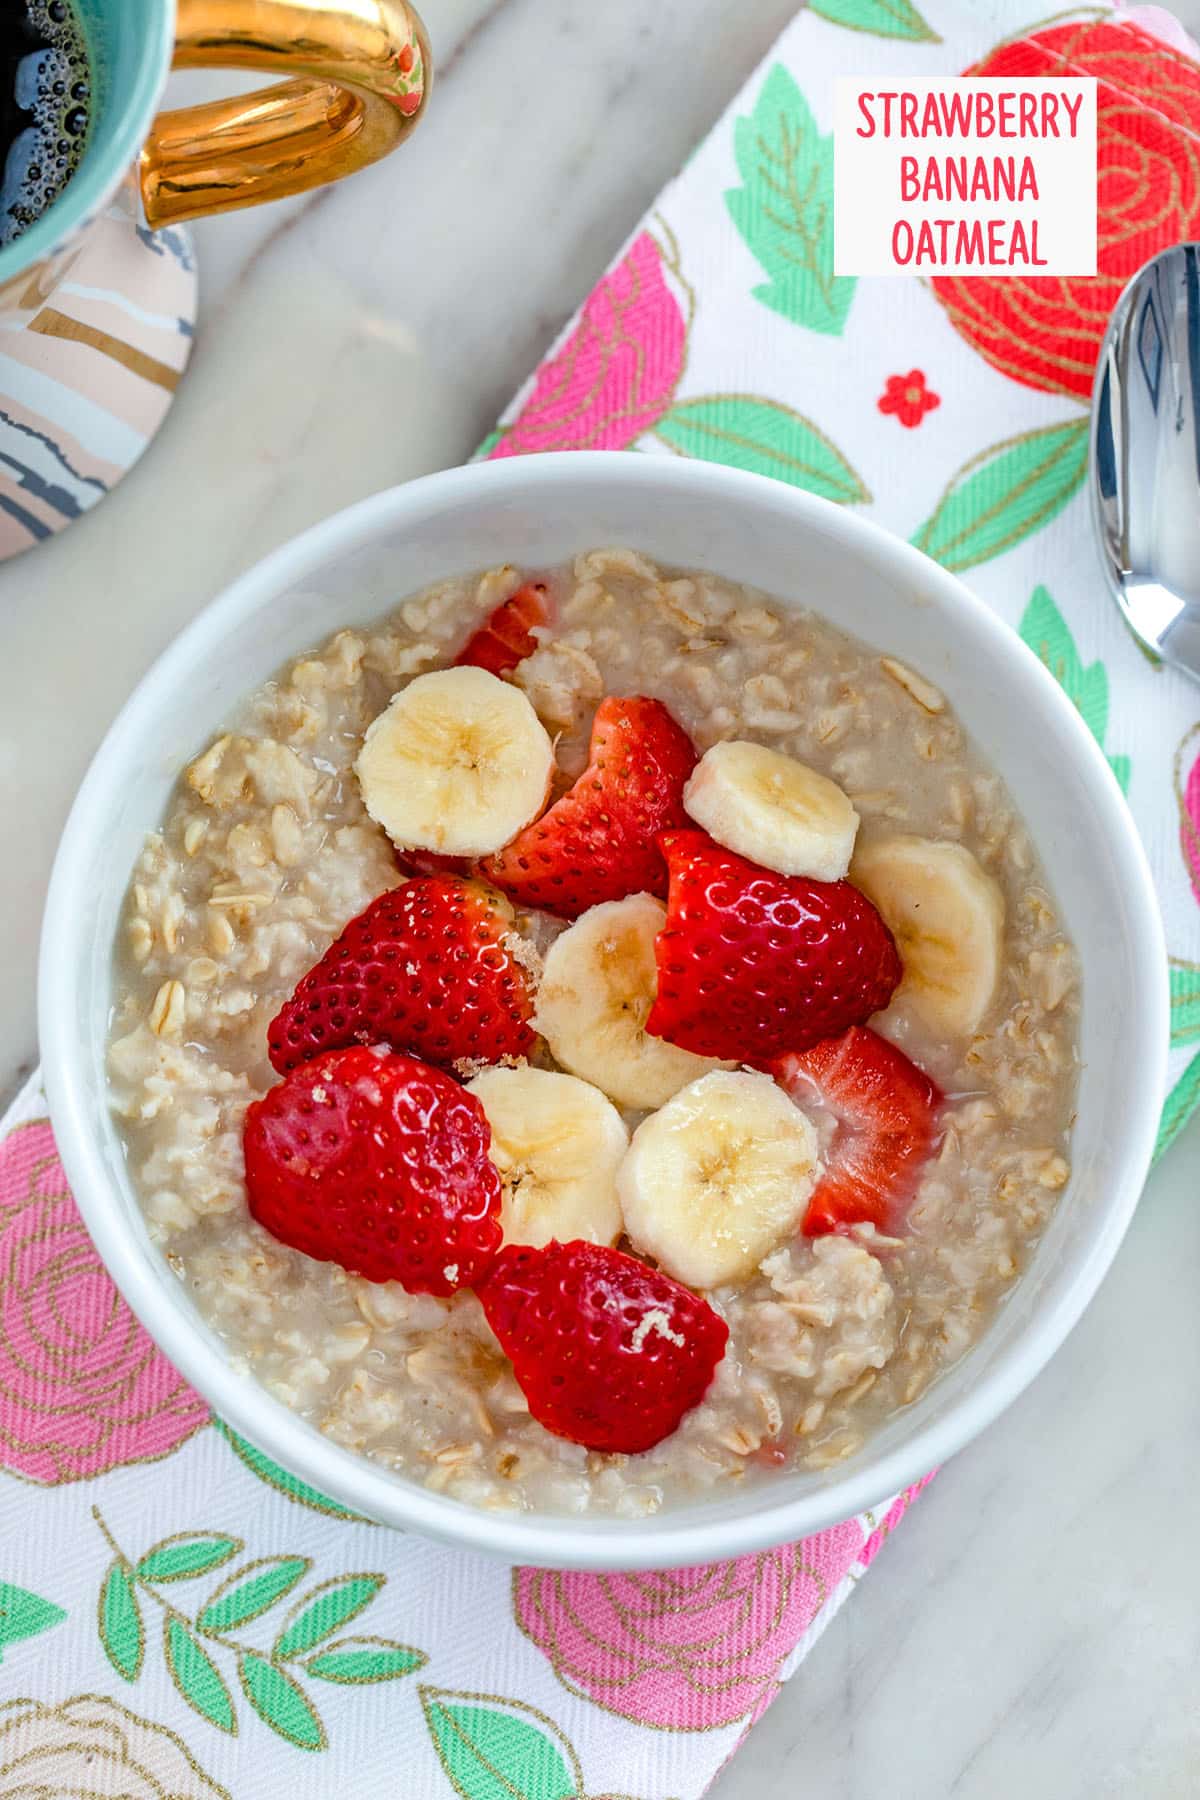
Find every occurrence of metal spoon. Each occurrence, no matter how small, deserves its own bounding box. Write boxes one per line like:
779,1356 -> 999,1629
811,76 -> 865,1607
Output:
1091,242 -> 1200,682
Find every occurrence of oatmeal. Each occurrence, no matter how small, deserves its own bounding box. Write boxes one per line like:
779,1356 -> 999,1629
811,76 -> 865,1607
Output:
108,550 -> 1079,1516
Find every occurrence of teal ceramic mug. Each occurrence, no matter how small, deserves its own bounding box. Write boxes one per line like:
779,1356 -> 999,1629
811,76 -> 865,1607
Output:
0,0 -> 429,559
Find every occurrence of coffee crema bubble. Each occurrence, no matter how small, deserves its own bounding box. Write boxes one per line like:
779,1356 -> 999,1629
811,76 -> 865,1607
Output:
0,0 -> 92,251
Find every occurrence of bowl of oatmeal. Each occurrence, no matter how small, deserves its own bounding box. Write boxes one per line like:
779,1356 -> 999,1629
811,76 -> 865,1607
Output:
40,452 -> 1166,1568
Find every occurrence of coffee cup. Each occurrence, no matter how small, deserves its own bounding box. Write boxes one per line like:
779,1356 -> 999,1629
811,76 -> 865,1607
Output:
0,0 -> 429,559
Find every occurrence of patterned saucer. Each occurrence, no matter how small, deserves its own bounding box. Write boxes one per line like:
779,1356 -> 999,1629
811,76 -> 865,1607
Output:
0,208 -> 196,560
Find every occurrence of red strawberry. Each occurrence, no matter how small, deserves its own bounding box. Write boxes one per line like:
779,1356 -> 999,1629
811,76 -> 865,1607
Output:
454,581 -> 551,678
268,876 -> 536,1076
480,697 -> 698,919
770,1027 -> 942,1236
478,1240 -> 728,1453
244,1047 -> 502,1294
647,831 -> 902,1062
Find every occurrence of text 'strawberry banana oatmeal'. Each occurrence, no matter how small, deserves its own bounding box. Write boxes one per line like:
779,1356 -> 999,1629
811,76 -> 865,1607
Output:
108,550 -> 1080,1516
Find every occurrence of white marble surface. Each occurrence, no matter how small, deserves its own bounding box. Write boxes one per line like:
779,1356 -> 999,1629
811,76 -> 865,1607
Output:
1,1 -> 1198,1793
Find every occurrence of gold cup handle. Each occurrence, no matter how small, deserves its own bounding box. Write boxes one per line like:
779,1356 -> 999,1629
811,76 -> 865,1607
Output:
141,0 -> 430,227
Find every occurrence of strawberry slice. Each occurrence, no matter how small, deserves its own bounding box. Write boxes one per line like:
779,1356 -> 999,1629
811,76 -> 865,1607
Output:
454,581 -> 551,678
244,1047 -> 502,1294
480,696 -> 698,919
770,1027 -> 942,1236
647,830 -> 902,1062
478,1240 -> 728,1453
267,876 -> 536,1076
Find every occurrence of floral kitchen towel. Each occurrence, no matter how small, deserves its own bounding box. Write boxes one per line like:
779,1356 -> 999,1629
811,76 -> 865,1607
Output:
3,2 -> 1199,1797
0,1063 -> 922,1799
487,0 -> 1200,1156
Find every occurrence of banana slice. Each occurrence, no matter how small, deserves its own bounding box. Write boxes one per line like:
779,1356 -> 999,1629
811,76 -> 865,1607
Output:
467,1065 -> 627,1248
535,893 -> 731,1110
683,740 -> 859,881
850,834 -> 1005,1038
355,665 -> 553,858
618,1070 -> 819,1288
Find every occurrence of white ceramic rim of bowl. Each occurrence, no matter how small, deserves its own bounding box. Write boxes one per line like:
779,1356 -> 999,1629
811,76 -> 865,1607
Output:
40,452 -> 1168,1568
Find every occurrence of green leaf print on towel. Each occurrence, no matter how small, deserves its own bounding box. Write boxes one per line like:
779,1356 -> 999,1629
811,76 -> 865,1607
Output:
136,1535 -> 242,1585
1018,585 -> 1131,793
726,64 -> 856,335
272,1575 -> 384,1659
239,1653 -> 326,1752
305,1638 -> 427,1684
213,1417 -> 371,1522
1169,960 -> 1200,1049
911,418 -> 1088,572
1159,962 -> 1200,1159
92,1508 -> 425,1752
196,1557 -> 310,1634
164,1617 -> 237,1735
1156,1051 -> 1200,1160
810,0 -> 939,40
98,1561 -> 144,1682
0,1582 -> 65,1663
420,1686 -> 583,1800
654,394 -> 869,502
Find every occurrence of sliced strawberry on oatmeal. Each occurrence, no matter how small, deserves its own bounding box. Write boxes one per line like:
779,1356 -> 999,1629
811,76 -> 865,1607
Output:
480,696 -> 698,918
454,581 -> 551,678
267,875 -> 536,1075
647,830 -> 902,1062
478,1239 -> 728,1453
244,1047 -> 502,1294
770,1026 -> 942,1236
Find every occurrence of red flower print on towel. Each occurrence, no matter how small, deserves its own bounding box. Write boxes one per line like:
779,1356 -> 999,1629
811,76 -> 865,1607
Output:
0,1121 -> 208,1484
489,230 -> 689,455
1178,723 -> 1200,905
878,369 -> 940,428
932,21 -> 1200,400
513,1521 -> 863,1730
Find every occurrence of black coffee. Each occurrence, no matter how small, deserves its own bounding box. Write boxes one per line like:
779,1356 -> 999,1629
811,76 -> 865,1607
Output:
0,0 -> 91,250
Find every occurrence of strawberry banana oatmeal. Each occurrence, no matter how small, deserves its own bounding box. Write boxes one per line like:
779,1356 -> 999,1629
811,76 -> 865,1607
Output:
108,550 -> 1079,1516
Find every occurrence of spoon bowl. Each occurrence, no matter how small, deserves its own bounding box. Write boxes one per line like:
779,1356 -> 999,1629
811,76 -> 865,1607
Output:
1091,242 -> 1200,681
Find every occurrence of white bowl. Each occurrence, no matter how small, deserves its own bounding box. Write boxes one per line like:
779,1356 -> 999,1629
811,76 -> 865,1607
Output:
40,452 -> 1167,1569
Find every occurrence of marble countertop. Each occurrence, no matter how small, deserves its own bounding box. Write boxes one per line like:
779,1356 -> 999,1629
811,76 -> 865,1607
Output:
1,1 -> 1197,1792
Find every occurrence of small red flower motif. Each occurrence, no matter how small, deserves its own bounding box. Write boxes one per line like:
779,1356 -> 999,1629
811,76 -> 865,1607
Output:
878,369 -> 940,429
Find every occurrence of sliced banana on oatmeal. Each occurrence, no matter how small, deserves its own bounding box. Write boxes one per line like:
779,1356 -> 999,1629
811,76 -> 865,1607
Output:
355,665 -> 554,858
850,833 -> 1004,1038
467,1065 -> 627,1248
683,740 -> 859,881
535,893 -> 731,1111
618,1069 -> 820,1289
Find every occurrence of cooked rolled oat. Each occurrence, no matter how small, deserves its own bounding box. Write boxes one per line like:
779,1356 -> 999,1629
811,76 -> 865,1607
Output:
108,552 -> 1079,1514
